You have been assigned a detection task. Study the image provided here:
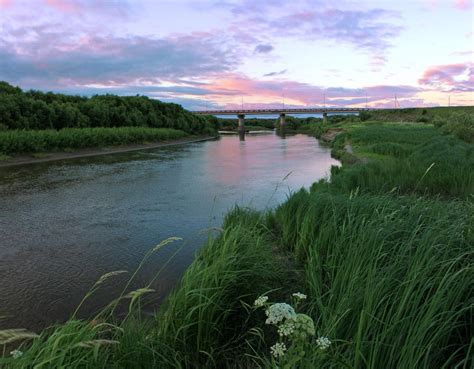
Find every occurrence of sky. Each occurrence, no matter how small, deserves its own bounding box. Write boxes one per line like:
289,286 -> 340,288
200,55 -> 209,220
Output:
0,0 -> 473,110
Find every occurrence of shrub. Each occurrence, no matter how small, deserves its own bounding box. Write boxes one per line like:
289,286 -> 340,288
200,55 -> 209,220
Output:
0,127 -> 188,155
441,112 -> 474,142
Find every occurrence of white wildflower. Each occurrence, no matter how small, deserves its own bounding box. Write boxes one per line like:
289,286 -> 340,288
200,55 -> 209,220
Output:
277,321 -> 295,337
270,342 -> 287,358
292,292 -> 307,300
316,336 -> 332,350
265,303 -> 296,325
253,295 -> 269,307
10,349 -> 23,359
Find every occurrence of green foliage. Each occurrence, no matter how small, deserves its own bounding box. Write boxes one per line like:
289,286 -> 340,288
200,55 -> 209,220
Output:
0,81 -> 216,135
271,190 -> 473,369
359,111 -> 371,121
0,127 -> 188,154
433,112 -> 474,142
153,208 -> 284,368
369,106 -> 474,124
324,124 -> 474,198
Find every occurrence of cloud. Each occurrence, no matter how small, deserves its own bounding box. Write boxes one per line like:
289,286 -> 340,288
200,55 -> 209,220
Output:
453,0 -> 471,10
450,51 -> 472,57
44,0 -> 80,12
230,4 -> 402,63
201,73 -> 420,108
42,0 -> 131,17
0,26 -> 239,88
263,69 -> 287,77
419,63 -> 473,92
254,44 -> 274,54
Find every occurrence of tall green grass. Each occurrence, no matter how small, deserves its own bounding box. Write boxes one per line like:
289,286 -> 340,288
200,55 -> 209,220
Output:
325,123 -> 474,198
0,127 -> 189,155
368,106 -> 474,124
1,210 -> 289,368
270,190 -> 473,368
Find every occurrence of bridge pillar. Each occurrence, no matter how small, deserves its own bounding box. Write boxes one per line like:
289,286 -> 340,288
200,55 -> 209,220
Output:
238,114 -> 245,140
323,112 -> 328,124
279,113 -> 286,129
237,114 -> 245,132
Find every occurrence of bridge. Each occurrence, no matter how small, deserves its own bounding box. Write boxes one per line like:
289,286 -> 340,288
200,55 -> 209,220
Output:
193,107 -> 373,133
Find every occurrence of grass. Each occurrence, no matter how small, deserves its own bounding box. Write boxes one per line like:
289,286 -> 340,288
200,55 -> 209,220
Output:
1,120 -> 473,368
0,127 -> 189,155
367,106 -> 474,124
325,122 -> 474,198
269,190 -> 473,368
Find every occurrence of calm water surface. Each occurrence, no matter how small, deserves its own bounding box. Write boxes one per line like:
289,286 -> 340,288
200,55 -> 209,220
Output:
0,133 -> 339,331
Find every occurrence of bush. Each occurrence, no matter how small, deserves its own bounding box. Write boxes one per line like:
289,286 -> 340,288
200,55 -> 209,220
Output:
359,111 -> 372,121
441,112 -> 474,142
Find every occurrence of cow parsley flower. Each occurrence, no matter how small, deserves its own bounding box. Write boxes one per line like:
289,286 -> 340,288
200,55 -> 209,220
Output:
265,303 -> 296,324
277,321 -> 295,337
316,336 -> 331,350
254,295 -> 269,307
292,314 -> 315,338
292,292 -> 307,300
270,342 -> 287,358
10,350 -> 23,359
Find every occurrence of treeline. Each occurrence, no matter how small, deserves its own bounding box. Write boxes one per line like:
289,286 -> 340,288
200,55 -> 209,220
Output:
0,81 -> 218,134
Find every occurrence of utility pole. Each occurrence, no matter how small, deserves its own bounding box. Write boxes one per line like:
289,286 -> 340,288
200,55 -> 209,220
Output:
365,92 -> 368,109
448,95 -> 451,107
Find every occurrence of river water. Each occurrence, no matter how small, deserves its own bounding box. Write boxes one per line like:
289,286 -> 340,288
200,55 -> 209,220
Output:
0,133 -> 339,332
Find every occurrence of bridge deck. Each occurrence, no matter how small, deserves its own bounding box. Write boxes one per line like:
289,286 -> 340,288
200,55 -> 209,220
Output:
193,108 -> 373,115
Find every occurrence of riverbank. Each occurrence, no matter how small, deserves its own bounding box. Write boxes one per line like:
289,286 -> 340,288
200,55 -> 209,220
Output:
1,121 -> 472,368
0,135 -> 217,168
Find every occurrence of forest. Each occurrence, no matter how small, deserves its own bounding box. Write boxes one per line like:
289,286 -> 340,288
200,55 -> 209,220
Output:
0,81 -> 218,135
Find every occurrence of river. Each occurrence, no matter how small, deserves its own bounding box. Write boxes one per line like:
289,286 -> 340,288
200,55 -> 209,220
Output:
0,133 -> 339,332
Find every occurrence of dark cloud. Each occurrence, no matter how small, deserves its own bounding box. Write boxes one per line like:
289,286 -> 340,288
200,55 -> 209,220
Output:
254,44 -> 274,54
263,69 -> 287,77
0,27 -> 239,88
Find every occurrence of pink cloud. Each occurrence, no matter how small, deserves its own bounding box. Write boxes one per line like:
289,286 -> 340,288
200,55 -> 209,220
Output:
44,0 -> 80,12
202,73 -> 420,108
453,0 -> 471,10
0,0 -> 12,7
419,63 -> 473,91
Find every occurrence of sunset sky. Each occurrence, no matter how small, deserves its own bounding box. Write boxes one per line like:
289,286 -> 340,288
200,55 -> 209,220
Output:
0,0 -> 472,110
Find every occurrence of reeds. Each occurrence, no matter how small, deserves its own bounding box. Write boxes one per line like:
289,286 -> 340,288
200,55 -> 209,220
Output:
0,127 -> 188,155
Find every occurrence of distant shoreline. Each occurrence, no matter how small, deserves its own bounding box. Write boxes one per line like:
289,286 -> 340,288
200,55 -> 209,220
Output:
0,135 -> 218,168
